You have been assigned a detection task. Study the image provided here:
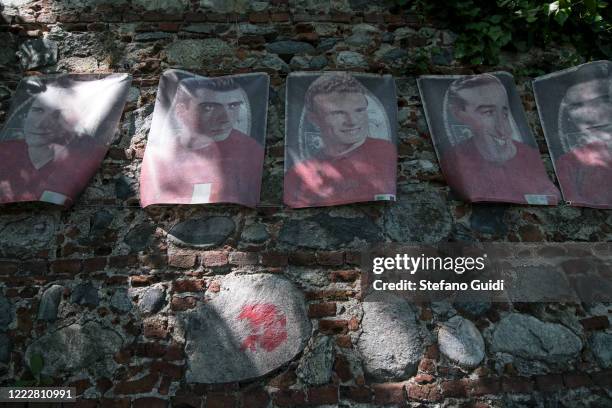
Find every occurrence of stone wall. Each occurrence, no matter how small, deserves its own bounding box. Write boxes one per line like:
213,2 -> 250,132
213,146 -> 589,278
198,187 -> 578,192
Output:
0,0 -> 611,407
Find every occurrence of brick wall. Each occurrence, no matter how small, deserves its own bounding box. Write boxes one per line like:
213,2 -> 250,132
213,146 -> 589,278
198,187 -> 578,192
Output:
0,0 -> 610,407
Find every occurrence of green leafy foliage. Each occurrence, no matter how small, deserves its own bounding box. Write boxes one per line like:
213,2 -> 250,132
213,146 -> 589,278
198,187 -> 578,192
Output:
407,0 -> 612,65
13,353 -> 53,387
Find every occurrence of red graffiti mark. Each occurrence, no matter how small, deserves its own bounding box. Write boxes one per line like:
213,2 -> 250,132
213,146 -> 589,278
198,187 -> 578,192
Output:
238,303 -> 288,352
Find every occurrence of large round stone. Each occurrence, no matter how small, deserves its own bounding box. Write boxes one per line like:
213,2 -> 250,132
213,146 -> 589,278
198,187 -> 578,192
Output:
491,313 -> 582,363
357,297 -> 424,381
182,274 -> 311,383
25,321 -> 124,377
168,217 -> 235,248
438,316 -> 485,368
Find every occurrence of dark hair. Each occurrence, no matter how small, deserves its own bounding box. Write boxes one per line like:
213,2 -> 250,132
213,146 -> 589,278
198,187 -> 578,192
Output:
174,77 -> 241,106
304,72 -> 366,113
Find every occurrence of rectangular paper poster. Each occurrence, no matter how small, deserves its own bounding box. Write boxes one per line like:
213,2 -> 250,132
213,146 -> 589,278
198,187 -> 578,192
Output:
284,72 -> 397,208
418,73 -> 560,205
140,70 -> 269,208
0,73 -> 132,207
533,61 -> 612,209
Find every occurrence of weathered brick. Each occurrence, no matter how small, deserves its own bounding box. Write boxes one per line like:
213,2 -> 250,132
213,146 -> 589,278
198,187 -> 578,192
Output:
308,302 -> 336,318
100,398 -> 131,408
341,385 -> 371,403
466,377 -> 501,396
261,251 -> 288,267
168,253 -> 197,269
273,389 -> 306,407
502,376 -> 534,394
143,317 -> 169,339
307,385 -> 338,405
108,255 -> 137,268
418,358 -> 436,374
150,361 -> 183,380
372,383 -> 405,404
318,319 -> 348,335
535,374 -> 564,392
74,399 -> 98,408
288,251 -> 316,266
50,259 -> 82,274
158,22 -> 180,31
228,251 -> 259,266
316,251 -> 344,266
240,387 -> 269,408
114,373 -> 159,395
331,270 -> 359,282
173,279 -> 205,292
171,395 -> 201,408
163,343 -> 184,361
336,335 -> 352,348
202,251 -> 228,267
0,261 -> 19,274
334,354 -> 352,382
249,12 -> 269,23
21,260 -> 47,274
135,342 -> 165,358
270,12 -> 290,22
414,374 -> 435,384
131,275 -> 156,287
171,296 -> 197,311
69,378 -> 93,396
206,392 -> 237,408
82,257 -> 107,272
440,379 -> 467,398
579,316 -> 610,330
406,383 -> 441,402
132,397 -> 168,408
563,372 -> 593,389
590,369 -> 612,387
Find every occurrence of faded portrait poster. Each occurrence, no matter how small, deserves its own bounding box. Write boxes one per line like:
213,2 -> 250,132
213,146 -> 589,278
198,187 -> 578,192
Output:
0,73 -> 132,207
534,61 -> 612,209
284,72 -> 397,208
418,73 -> 560,205
140,70 -> 269,208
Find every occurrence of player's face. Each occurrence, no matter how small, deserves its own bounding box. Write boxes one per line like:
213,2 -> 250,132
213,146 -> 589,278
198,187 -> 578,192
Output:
311,91 -> 369,148
564,78 -> 612,145
23,95 -> 72,147
177,88 -> 245,144
454,83 -> 514,157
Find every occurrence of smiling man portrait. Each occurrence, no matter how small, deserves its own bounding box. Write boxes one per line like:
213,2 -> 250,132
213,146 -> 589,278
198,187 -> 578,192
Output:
283,72 -> 397,208
439,73 -> 560,205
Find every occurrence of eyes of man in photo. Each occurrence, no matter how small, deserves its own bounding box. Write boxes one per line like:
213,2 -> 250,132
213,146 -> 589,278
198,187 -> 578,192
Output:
199,101 -> 244,113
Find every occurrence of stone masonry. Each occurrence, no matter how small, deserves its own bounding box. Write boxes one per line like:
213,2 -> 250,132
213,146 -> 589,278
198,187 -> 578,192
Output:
0,0 -> 611,407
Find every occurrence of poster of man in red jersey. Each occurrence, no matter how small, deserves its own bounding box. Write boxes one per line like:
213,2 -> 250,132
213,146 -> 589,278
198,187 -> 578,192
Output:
534,61 -> 612,209
0,74 -> 131,207
139,70 -> 269,208
283,72 -> 397,208
418,73 -> 560,205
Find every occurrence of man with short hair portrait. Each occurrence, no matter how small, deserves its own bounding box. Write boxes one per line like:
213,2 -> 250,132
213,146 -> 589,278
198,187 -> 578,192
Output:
440,73 -> 560,204
140,75 -> 265,207
283,72 -> 396,208
554,66 -> 612,207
